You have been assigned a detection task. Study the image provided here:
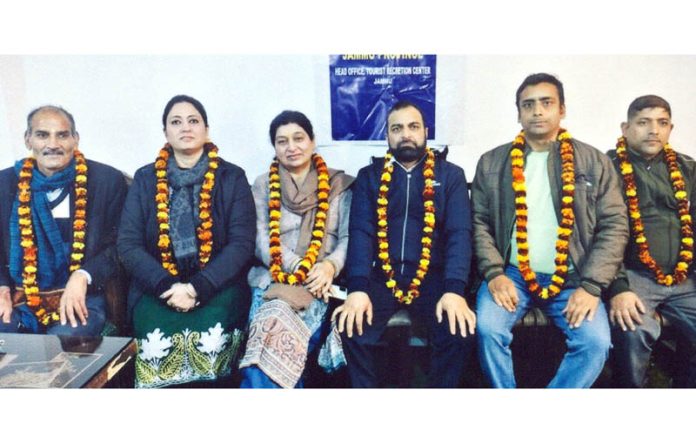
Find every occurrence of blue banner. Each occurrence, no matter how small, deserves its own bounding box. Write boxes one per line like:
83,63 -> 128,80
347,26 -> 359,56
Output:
330,54 -> 437,141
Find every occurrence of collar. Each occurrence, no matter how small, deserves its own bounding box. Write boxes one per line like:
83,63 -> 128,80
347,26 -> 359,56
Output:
523,139 -> 559,155
627,146 -> 665,168
393,152 -> 427,172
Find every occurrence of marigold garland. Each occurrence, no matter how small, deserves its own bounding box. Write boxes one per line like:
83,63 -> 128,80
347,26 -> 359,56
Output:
155,143 -> 219,276
615,137 -> 694,286
268,153 -> 331,285
512,129 -> 575,300
18,150 -> 88,325
377,148 -> 436,304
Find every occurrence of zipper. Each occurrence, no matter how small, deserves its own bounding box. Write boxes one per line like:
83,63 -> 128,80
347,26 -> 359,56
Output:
400,172 -> 412,274
503,216 -> 515,265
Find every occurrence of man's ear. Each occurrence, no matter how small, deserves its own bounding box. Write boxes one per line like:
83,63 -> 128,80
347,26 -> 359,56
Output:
620,121 -> 629,137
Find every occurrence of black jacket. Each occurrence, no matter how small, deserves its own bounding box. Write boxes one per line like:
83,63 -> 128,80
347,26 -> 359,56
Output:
606,148 -> 696,297
0,159 -> 129,294
117,157 -> 256,305
346,153 -> 472,296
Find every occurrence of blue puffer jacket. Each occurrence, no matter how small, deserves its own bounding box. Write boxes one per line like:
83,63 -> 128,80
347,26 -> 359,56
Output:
346,152 -> 472,297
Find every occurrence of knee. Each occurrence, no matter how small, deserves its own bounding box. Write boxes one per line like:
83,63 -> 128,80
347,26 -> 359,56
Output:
431,322 -> 475,350
572,325 -> 612,356
0,320 -> 20,333
475,294 -> 514,345
611,325 -> 655,351
339,326 -> 378,350
476,317 -> 512,348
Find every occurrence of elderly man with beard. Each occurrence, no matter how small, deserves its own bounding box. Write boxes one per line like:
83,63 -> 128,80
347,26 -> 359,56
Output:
334,100 -> 476,388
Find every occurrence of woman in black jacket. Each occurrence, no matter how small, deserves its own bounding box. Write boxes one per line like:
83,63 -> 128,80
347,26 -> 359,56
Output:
118,95 -> 255,388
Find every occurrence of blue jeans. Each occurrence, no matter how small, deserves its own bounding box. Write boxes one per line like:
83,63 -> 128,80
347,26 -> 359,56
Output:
476,266 -> 611,388
0,294 -> 106,336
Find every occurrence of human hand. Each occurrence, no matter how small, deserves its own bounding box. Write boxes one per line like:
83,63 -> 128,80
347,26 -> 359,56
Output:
0,286 -> 12,324
436,292 -> 476,337
562,287 -> 600,328
488,274 -> 519,312
609,291 -> 646,332
60,272 -> 89,327
305,261 -> 335,302
160,283 -> 198,312
332,291 -> 373,338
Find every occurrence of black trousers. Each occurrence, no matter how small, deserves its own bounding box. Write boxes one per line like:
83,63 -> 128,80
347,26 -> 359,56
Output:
341,272 -> 474,388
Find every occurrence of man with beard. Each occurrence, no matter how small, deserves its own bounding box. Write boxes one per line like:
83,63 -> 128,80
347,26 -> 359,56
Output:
0,105 -> 128,336
334,100 -> 476,387
606,95 -> 696,387
472,73 -> 628,388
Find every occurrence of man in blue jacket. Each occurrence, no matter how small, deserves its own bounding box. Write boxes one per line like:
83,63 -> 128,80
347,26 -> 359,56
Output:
334,100 -> 476,388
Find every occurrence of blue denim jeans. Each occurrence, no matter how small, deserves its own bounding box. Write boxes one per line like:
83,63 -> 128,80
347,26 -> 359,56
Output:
476,266 -> 611,388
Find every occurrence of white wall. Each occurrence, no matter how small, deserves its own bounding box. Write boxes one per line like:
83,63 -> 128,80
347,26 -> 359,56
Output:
2,54 -> 695,183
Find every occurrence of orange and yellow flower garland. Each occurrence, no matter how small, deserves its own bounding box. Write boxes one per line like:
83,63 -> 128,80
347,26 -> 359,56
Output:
511,129 -> 575,300
615,137 -> 694,286
17,150 -> 88,325
377,148 -> 436,304
268,153 -> 330,285
155,143 -> 219,276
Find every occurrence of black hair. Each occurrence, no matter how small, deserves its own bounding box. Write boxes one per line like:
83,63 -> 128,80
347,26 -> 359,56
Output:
269,110 -> 314,145
162,95 -> 208,129
515,73 -> 565,111
627,95 -> 672,120
387,100 -> 427,126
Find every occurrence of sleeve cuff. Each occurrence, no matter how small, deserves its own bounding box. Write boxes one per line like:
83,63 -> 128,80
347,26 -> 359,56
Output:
580,279 -> 603,297
607,277 -> 631,298
348,277 -> 370,294
323,258 -> 340,278
444,279 -> 466,296
484,268 -> 505,282
154,275 -> 178,298
190,273 -> 215,305
75,269 -> 93,285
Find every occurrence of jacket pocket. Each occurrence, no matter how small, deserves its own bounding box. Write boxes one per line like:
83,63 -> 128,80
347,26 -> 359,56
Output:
572,174 -> 597,252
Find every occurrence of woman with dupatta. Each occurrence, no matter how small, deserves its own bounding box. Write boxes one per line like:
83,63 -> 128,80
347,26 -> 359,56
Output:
239,110 -> 353,388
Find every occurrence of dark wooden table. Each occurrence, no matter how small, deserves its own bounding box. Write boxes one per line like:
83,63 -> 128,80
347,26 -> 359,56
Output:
0,333 -> 136,388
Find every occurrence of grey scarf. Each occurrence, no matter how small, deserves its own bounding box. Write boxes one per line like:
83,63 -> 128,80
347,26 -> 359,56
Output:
167,153 -> 210,266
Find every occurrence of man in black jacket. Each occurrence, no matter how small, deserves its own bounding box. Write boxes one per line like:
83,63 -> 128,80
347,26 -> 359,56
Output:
0,105 -> 128,335
606,95 -> 696,387
334,100 -> 476,387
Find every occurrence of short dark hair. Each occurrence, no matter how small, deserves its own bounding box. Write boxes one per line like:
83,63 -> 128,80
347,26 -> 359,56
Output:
162,95 -> 208,129
515,73 -> 565,111
627,95 -> 672,120
387,100 -> 427,126
269,110 -> 315,145
25,105 -> 78,137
